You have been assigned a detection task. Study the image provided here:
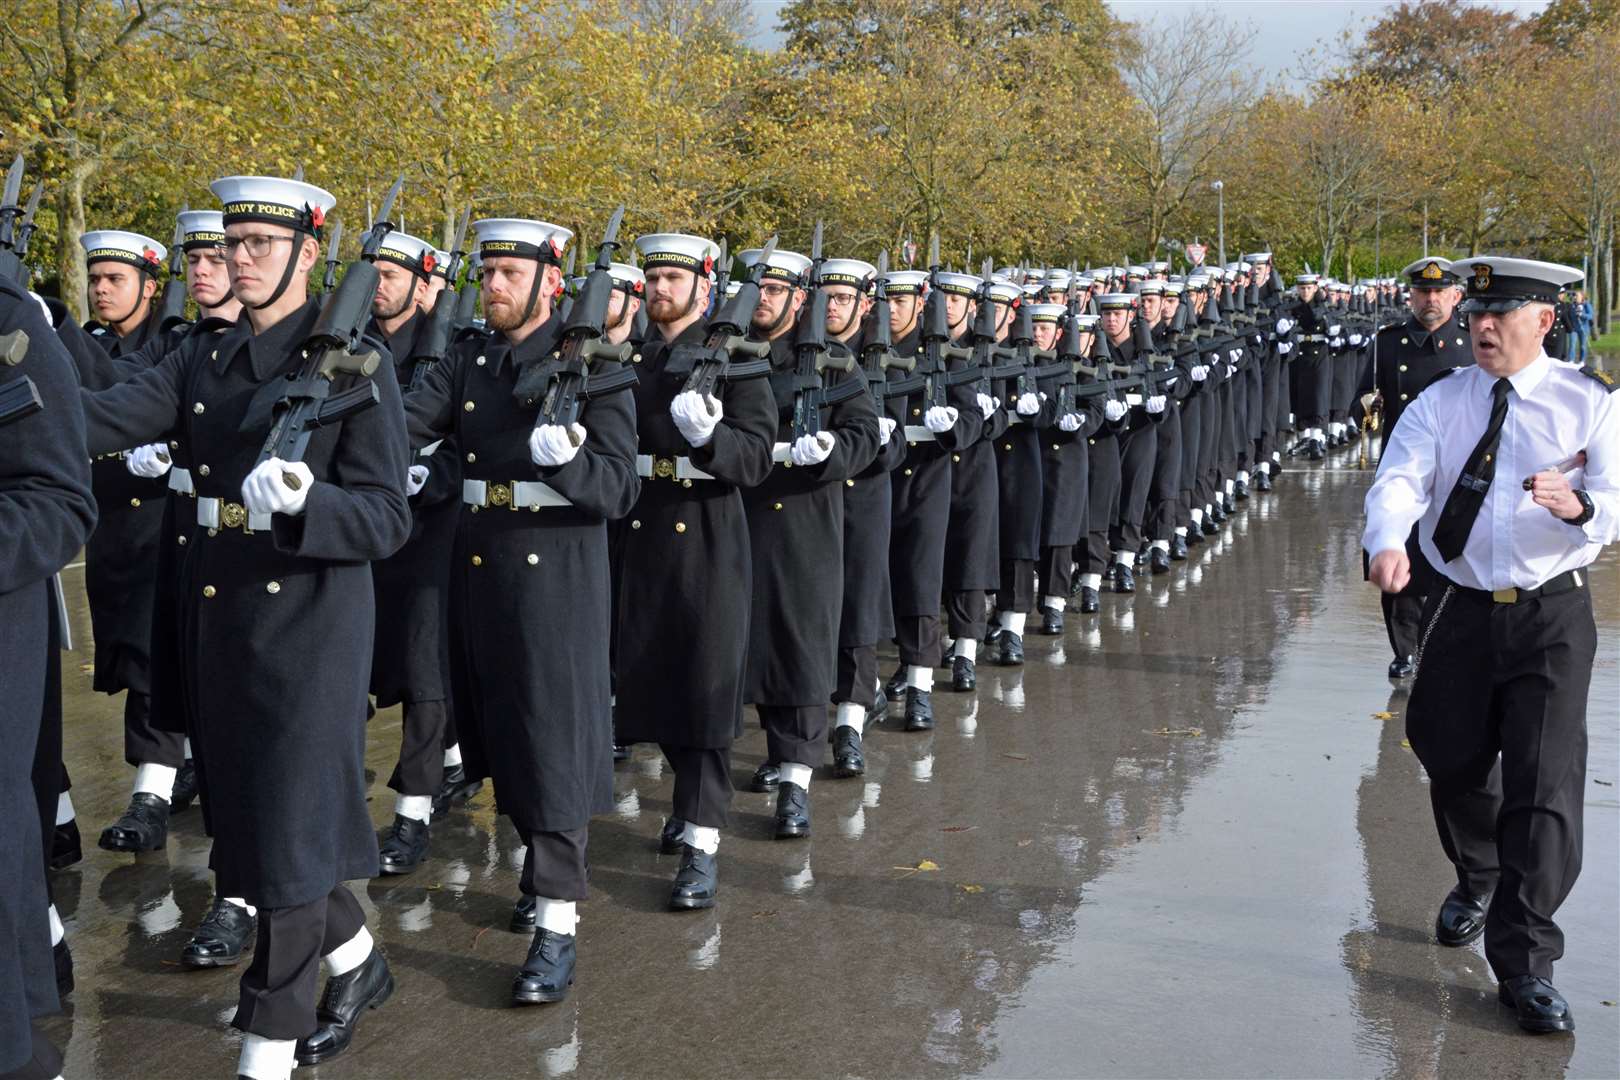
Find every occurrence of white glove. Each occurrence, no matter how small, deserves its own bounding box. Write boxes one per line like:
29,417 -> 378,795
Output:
1058,412 -> 1083,432
1275,317 -> 1293,333
529,423 -> 585,467
1226,363 -> 1238,377
242,458 -> 311,517
1348,333 -> 1363,346
1015,392 -> 1041,416
1228,348 -> 1242,364
790,430 -> 835,466
1190,365 -> 1208,382
1146,395 -> 1167,414
1329,337 -> 1343,349
1103,399 -> 1127,422
924,405 -> 958,433
878,416 -> 897,445
1278,342 -> 1293,355
670,390 -> 721,448
1328,324 -> 1342,336
406,464 -> 429,497
126,443 -> 172,479
975,392 -> 995,418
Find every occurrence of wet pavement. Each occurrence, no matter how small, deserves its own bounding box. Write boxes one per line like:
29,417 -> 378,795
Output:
44,443 -> 1619,1079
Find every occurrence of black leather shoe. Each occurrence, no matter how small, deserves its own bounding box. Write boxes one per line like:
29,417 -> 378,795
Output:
54,939 -> 72,997
511,929 -> 576,1005
951,655 -> 976,692
1498,975 -> 1574,1034
1169,535 -> 1188,561
883,666 -> 907,698
1234,479 -> 1250,501
431,763 -> 483,817
904,687 -> 934,731
1255,471 -> 1273,492
1388,655 -> 1416,680
612,743 -> 630,762
1111,563 -> 1135,594
1306,439 -> 1326,461
1149,548 -> 1171,575
983,624 -> 1003,649
1079,587 -> 1100,614
170,760 -> 198,813
51,819 -> 82,870
1201,516 -> 1220,536
832,727 -> 865,778
98,792 -> 170,853
1435,886 -> 1490,946
774,782 -> 810,839
750,762 -> 780,793
865,687 -> 888,724
1039,605 -> 1064,635
377,814 -> 430,875
1185,524 -> 1204,546
999,632 -> 1024,665
669,845 -> 718,910
294,949 -> 395,1065
1222,495 -> 1237,515
510,894 -> 537,933
181,896 -> 255,968
659,817 -> 684,855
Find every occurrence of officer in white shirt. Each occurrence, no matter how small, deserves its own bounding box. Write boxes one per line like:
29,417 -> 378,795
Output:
1364,256 -> 1617,1035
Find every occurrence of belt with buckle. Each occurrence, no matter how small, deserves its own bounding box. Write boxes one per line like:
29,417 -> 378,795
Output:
462,478 -> 572,510
168,467 -> 195,496
634,454 -> 716,482
1464,568 -> 1586,605
771,441 -> 792,463
197,497 -> 270,533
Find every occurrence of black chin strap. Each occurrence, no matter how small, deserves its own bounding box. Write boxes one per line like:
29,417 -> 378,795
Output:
377,291 -> 414,322
518,261 -> 552,326
252,230 -> 308,311
110,281 -> 151,331
759,290 -> 793,338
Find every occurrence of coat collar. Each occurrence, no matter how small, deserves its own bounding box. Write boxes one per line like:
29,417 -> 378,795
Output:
213,297 -> 322,381
484,313 -> 563,377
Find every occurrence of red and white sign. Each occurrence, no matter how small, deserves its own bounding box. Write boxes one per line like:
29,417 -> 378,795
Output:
1185,242 -> 1207,267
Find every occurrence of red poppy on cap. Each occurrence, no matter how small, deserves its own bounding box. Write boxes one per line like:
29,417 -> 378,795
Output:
549,237 -> 563,260
142,248 -> 160,266
310,205 -> 325,230
633,281 -> 644,294
703,254 -> 714,276
422,252 -> 437,273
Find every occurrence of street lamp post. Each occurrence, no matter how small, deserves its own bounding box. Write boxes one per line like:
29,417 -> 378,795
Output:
1211,180 -> 1225,267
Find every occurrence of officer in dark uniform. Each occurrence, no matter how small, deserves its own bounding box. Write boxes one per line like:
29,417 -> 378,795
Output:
0,278 -> 98,1080
1365,256 -> 1470,679
79,174 -> 409,1080
1366,255 -> 1610,1036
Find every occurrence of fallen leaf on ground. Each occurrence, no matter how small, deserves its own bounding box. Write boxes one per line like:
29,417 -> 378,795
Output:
1400,738 -> 1412,749
1594,779 -> 1613,787
751,910 -> 777,919
958,884 -> 983,894
471,926 -> 490,951
893,859 -> 940,877
1016,839 -> 1034,847
1001,753 -> 1029,761
940,825 -> 978,833
1602,1000 -> 1617,1007
1371,711 -> 1395,720
1152,727 -> 1204,737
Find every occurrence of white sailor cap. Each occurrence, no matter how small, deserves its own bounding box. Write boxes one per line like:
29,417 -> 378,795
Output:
739,247 -> 812,284
608,262 -> 645,293
1296,272 -> 1320,285
1028,302 -> 1067,323
1021,281 -> 1044,299
1458,256 -> 1583,313
376,230 -> 437,278
932,271 -> 982,297
80,230 -> 167,275
475,219 -> 573,265
820,258 -> 877,290
1126,265 -> 1149,279
1149,260 -> 1170,273
883,269 -> 929,296
984,278 -> 1023,304
1243,251 -> 1273,265
634,233 -> 720,276
1073,313 -> 1100,329
430,250 -> 453,280
1163,281 -> 1185,296
1185,275 -> 1211,291
1205,266 -> 1227,281
210,175 -> 335,235
1071,273 -> 1095,290
1224,261 -> 1252,275
1138,280 -> 1165,296
1096,292 -> 1137,311
1043,268 -> 1073,291
176,211 -> 226,251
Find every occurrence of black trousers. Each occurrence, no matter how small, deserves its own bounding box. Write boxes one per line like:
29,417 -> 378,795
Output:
1375,527 -> 1433,662
1038,545 -> 1073,602
234,884 -> 366,1040
996,559 -> 1037,613
894,615 -> 942,669
1259,352 -> 1284,460
759,704 -> 826,769
386,698 -> 449,798
122,690 -> 185,769
1147,407 -> 1182,541
945,589 -> 989,642
31,586 -> 64,882
660,744 -> 732,829
832,644 -> 878,708
1083,438 -> 1122,575
1405,580 -> 1595,982
516,826 -> 589,901
0,1025 -> 63,1080
1111,424 -> 1156,554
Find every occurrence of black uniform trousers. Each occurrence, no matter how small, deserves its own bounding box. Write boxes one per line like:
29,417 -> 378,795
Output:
945,590 -> 990,643
234,884 -> 366,1040
894,616 -> 943,669
1147,407 -> 1181,541
759,705 -> 826,770
1405,578 -> 1596,982
386,698 -> 449,798
122,690 -> 185,769
1177,393 -> 1202,527
30,585 -> 64,882
1111,425 -> 1156,555
516,825 -> 589,902
1038,546 -> 1073,602
659,744 -> 732,830
833,645 -> 878,709
1082,439 -> 1122,575
996,560 -> 1037,614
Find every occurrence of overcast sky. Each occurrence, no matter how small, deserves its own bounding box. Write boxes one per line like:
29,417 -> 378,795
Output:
748,0 -> 1552,88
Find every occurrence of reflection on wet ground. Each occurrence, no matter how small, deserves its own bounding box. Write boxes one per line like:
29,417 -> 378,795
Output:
43,448 -> 1619,1078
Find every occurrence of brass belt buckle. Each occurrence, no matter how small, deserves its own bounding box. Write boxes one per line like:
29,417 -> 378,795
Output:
653,456 -> 676,481
489,481 -> 513,509
1491,587 -> 1518,604
221,502 -> 247,530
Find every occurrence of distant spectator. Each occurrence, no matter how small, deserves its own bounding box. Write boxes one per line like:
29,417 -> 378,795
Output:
1573,290 -> 1594,362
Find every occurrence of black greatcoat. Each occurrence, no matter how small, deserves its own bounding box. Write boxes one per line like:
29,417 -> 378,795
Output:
993,348 -> 1046,562
746,335 -> 881,705
0,284 -> 97,1074
79,298 -> 411,909
371,311 -> 461,708
612,319 -> 777,748
406,316 -> 639,831
1373,312 -> 1473,449
888,328 -> 980,616
838,334 -> 908,649
1037,367 -> 1105,549
946,337 -> 1002,591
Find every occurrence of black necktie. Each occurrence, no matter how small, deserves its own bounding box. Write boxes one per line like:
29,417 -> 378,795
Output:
1432,377 -> 1511,563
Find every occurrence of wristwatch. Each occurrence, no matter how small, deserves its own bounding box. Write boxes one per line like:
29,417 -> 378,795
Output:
1569,489 -> 1595,527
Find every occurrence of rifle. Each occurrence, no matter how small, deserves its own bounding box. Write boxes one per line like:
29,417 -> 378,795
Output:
920,231 -> 975,411
320,220 -> 345,294
512,205 -> 637,444
248,175 -> 402,484
407,205 -> 472,391
859,250 -> 914,406
557,246 -> 578,321
712,239 -> 730,313
0,327 -> 41,425
454,250 -> 481,327
789,221 -> 859,441
156,216 -> 189,332
965,258 -> 1001,402
1130,299 -> 1179,398
0,155 -> 42,285
673,236 -> 778,405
